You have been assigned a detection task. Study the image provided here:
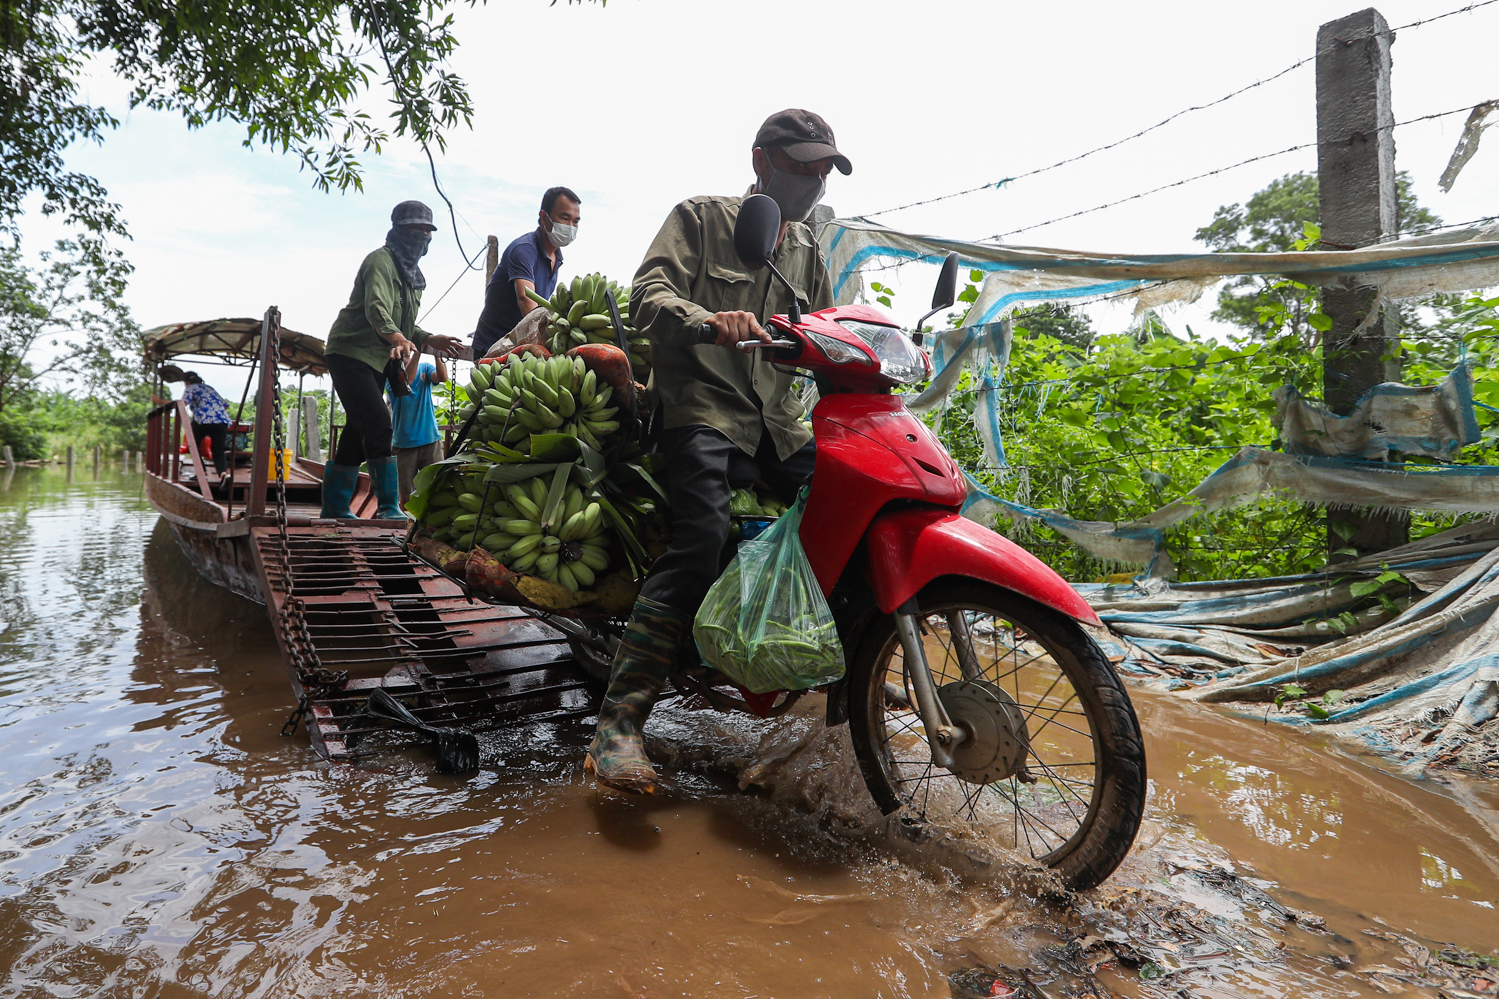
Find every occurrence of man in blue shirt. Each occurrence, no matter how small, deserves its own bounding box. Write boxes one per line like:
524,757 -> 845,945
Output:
387,351 -> 448,506
472,186 -> 581,357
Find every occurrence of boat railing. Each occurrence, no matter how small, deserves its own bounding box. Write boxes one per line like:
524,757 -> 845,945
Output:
145,398 -> 214,502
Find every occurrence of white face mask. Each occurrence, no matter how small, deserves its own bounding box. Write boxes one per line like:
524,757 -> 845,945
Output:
546,220 -> 577,247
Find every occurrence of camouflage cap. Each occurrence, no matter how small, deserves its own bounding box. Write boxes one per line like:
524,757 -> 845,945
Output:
391,200 -> 437,231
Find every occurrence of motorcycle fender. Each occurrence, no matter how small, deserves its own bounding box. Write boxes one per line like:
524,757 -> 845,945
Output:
865,507 -> 1102,626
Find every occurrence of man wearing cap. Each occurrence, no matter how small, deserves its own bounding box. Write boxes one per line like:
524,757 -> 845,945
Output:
323,201 -> 465,520
586,110 -> 852,795
472,186 -> 582,358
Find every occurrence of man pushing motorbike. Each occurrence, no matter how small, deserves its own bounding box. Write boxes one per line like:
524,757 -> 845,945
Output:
586,109 -> 853,794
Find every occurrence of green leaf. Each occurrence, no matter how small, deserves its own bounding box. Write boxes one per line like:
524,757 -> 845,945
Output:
1349,579 -> 1382,598
1306,703 -> 1330,719
1323,689 -> 1346,705
482,461 -> 562,485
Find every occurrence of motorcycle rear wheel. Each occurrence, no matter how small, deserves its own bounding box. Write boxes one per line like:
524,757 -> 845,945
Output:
846,580 -> 1145,891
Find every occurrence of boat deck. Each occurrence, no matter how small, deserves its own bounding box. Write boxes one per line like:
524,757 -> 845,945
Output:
247,519 -> 600,761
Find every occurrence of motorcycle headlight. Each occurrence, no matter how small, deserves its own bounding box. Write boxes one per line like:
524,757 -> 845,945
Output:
805,329 -> 874,367
836,320 -> 929,385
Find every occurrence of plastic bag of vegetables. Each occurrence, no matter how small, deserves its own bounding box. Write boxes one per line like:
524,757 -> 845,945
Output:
692,490 -> 844,693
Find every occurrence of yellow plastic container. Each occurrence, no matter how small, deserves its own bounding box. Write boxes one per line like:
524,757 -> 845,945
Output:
266,448 -> 296,479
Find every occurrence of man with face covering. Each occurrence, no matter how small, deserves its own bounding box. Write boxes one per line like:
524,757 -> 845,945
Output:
323,200 -> 464,519
472,186 -> 581,358
586,110 -> 851,794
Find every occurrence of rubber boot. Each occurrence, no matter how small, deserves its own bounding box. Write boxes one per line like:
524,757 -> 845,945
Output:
585,596 -> 688,794
368,455 -> 405,520
320,461 -> 359,519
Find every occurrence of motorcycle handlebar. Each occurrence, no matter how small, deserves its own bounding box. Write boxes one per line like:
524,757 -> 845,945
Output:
695,323 -> 717,344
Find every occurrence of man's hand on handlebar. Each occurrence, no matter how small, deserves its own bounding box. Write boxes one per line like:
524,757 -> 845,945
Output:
703,311 -> 771,349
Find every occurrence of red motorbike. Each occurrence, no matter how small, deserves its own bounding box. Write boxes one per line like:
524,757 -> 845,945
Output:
566,195 -> 1145,891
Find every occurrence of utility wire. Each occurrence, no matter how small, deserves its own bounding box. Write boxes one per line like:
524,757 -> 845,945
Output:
858,0 -> 1499,220
419,242 -> 488,322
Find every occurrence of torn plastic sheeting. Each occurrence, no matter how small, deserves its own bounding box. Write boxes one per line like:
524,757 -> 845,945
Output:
963,446 -> 1499,572
1438,100 -> 1496,193
1274,364 -> 1479,461
822,218 -> 1499,323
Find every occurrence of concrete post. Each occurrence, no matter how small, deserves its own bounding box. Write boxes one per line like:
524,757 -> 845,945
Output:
300,396 -> 322,462
121,448 -> 128,470
1316,7 -> 1407,558
2,445 -> 13,467
136,450 -> 144,471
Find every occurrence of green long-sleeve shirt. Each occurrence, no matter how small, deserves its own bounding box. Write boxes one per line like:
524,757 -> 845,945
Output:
630,194 -> 833,460
325,247 -> 430,372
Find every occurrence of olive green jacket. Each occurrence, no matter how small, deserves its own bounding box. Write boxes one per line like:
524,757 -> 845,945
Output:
325,247 -> 430,372
630,194 -> 833,460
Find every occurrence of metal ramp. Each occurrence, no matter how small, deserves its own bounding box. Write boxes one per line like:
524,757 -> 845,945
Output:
248,520 -> 600,761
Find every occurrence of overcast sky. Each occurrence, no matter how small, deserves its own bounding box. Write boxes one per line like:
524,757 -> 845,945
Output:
23,0 -> 1499,401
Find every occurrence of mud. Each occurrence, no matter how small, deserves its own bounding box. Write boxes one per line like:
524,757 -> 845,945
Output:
0,466 -> 1494,997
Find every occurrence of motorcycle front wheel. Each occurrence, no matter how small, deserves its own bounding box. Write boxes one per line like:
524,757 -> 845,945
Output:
846,580 -> 1145,891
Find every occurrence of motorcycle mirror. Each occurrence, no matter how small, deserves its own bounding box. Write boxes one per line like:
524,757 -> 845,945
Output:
734,194 -> 780,270
912,251 -> 963,346
931,251 -> 960,310
734,193 -> 803,324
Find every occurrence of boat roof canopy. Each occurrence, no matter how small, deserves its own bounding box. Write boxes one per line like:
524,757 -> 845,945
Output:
142,318 -> 328,376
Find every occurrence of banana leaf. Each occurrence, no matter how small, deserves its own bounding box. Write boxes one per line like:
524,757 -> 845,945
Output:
406,453 -> 473,520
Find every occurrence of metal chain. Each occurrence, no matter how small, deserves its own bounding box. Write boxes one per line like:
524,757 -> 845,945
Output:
268,312 -> 349,736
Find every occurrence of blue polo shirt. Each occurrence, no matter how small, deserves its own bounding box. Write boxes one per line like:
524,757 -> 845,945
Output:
387,362 -> 440,449
472,230 -> 564,356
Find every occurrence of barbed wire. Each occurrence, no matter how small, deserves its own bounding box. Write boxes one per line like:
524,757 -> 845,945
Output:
855,0 -> 1499,221
982,104 -> 1479,241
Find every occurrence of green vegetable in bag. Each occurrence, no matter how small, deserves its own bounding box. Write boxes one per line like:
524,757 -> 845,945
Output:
693,490 -> 844,693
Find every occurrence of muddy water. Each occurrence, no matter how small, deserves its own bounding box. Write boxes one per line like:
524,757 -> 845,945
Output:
1,466 -> 1495,998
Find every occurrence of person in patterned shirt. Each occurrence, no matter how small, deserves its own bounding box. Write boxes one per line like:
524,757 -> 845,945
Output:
177,372 -> 232,476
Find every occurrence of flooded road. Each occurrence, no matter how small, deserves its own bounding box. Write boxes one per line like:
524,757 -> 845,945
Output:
1,465 -> 1495,997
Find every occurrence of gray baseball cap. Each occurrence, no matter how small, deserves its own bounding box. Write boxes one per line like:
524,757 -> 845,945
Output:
391,200 -> 437,231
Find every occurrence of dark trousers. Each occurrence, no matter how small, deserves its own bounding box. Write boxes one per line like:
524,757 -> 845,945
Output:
191,421 -> 228,474
640,425 -> 816,615
326,353 -> 394,465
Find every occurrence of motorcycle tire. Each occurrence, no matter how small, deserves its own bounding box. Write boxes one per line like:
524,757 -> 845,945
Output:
846,580 -> 1145,892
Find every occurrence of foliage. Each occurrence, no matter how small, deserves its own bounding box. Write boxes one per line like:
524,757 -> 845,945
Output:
0,408 -> 47,459
0,0 -> 597,237
928,320 -> 1332,581
0,237 -> 137,413
1194,171 -> 1440,340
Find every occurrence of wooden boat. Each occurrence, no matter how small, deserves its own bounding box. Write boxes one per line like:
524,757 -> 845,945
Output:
141,308 -> 595,761
141,311 -> 392,601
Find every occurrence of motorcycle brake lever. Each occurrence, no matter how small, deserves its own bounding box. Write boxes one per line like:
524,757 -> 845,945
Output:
736,339 -> 798,352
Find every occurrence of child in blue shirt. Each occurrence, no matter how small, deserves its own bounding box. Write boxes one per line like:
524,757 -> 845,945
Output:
386,352 -> 448,505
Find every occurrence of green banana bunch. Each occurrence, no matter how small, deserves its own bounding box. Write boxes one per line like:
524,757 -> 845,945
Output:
485,476 -> 612,591
461,351 -> 625,454
525,271 -> 653,378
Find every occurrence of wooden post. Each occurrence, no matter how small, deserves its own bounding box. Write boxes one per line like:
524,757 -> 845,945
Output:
1316,7 -> 1408,559
2,445 -> 13,467
485,235 -> 500,287
248,307 -> 280,516
301,396 -> 323,462
136,450 -> 144,471
65,445 -> 73,481
121,448 -> 128,470
92,445 -> 100,477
